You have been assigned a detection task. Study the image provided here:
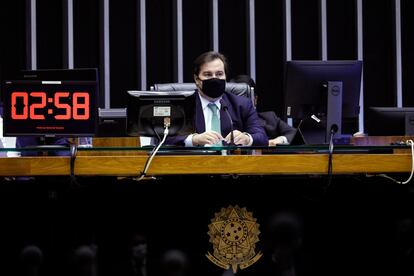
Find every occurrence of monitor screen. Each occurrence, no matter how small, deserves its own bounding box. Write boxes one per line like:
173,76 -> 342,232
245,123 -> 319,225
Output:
1,68 -> 99,137
126,90 -> 196,137
366,107 -> 414,136
284,60 -> 362,144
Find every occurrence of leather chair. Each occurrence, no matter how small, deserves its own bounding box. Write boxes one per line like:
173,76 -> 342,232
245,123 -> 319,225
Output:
150,82 -> 255,105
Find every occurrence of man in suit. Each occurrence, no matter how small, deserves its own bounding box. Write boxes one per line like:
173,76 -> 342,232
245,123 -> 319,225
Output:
166,51 -> 268,146
230,75 -> 299,146
258,111 -> 298,146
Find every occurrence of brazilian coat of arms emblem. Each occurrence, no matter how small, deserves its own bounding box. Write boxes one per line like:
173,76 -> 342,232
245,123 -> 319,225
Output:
206,205 -> 262,273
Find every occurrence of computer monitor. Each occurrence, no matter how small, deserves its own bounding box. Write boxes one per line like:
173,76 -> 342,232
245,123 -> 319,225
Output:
1,68 -> 98,137
284,60 -> 362,144
126,90 -> 196,137
366,107 -> 414,136
97,108 -> 127,137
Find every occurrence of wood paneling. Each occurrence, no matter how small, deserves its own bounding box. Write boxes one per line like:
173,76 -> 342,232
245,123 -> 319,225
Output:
0,153 -> 410,176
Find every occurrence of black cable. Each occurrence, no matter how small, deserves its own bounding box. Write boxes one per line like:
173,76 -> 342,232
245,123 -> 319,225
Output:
324,124 -> 338,193
70,143 -> 78,184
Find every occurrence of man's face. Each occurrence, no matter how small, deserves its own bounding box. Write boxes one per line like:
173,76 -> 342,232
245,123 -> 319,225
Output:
194,58 -> 226,95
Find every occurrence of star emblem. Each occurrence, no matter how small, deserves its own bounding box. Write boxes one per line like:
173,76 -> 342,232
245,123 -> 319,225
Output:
206,205 -> 262,273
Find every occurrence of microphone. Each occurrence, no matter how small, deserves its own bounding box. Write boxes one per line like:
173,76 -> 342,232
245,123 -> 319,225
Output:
329,123 -> 338,154
221,100 -> 235,145
330,124 -> 338,135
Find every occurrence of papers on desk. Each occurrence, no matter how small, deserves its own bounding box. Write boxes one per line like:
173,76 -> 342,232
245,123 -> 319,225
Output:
0,116 -> 20,157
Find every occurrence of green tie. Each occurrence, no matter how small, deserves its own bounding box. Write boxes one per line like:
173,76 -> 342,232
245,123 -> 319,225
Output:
208,103 -> 222,146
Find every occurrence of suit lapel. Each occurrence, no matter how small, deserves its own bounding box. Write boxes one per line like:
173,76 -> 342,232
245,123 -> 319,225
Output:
195,95 -> 206,133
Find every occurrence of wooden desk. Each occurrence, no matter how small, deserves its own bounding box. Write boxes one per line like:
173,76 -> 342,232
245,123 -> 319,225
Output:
0,152 -> 411,176
351,135 -> 414,146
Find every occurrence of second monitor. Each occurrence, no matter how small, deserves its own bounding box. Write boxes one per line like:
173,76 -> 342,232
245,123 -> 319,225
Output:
284,60 -> 363,144
126,90 -> 196,138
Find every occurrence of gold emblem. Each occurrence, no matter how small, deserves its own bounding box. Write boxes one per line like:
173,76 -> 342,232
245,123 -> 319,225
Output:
206,205 -> 262,273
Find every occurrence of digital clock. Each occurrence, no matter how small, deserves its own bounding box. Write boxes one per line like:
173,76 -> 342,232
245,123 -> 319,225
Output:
10,91 -> 90,120
2,80 -> 98,136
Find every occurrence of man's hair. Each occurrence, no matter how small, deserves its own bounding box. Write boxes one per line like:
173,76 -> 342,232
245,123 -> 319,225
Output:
230,74 -> 256,88
193,51 -> 229,76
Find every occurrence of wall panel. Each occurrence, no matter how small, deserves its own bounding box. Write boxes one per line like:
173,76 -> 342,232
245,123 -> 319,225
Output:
401,0 -> 414,106
362,0 -> 396,134
1,0 -> 413,129
37,0 -> 63,69
362,0 -> 395,109
255,0 -> 285,114
0,1 -> 26,79
326,0 -> 357,60
182,0 -> 210,82
146,0 -> 174,88
218,0 -> 248,79
109,0 -> 139,107
73,0 -> 100,69
291,0 -> 320,60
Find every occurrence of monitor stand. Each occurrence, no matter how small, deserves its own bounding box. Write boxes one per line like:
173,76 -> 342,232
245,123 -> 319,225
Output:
325,81 -> 343,142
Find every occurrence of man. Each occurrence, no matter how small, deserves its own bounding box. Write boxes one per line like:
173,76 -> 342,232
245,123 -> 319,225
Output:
231,74 -> 299,146
166,51 -> 268,146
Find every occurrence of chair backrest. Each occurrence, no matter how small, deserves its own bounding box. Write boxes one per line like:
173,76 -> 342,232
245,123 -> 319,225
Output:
151,82 -> 255,105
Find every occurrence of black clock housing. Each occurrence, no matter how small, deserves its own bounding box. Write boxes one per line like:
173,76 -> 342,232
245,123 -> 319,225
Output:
1,68 -> 99,137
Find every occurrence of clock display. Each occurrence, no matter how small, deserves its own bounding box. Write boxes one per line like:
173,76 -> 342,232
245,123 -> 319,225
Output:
2,81 -> 97,136
11,91 -> 89,120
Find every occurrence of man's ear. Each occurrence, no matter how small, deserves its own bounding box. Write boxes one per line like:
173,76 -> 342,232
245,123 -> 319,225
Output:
194,74 -> 202,89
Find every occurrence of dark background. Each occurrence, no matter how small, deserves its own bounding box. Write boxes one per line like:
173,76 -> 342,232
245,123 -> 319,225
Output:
1,1 -> 414,275
1,175 -> 413,276
1,0 -> 414,129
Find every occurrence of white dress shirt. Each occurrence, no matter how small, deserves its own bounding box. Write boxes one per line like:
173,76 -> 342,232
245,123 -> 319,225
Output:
184,93 -> 253,146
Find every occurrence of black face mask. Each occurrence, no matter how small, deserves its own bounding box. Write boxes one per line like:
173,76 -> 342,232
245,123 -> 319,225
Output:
201,78 -> 226,98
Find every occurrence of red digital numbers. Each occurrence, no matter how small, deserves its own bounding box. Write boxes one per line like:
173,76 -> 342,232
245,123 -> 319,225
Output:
73,92 -> 89,120
11,92 -> 28,120
29,92 -> 46,119
54,92 -> 71,120
10,91 -> 90,120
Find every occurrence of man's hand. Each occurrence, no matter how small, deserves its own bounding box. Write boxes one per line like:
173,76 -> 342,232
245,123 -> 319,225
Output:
268,136 -> 286,146
192,131 -> 223,146
224,130 -> 251,146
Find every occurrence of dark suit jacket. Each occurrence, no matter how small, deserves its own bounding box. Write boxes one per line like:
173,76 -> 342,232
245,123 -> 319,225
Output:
165,91 -> 268,146
258,111 -> 297,143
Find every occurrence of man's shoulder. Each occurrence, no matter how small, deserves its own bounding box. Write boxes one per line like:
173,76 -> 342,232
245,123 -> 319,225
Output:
258,111 -> 279,121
